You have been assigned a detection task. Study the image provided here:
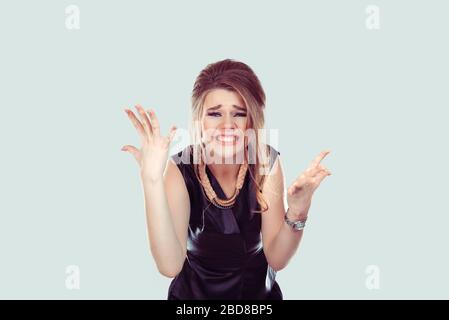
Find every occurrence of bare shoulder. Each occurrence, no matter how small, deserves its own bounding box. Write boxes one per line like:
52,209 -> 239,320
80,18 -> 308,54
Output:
259,143 -> 282,180
262,151 -> 284,197
260,149 -> 286,252
163,157 -> 190,254
164,157 -> 190,212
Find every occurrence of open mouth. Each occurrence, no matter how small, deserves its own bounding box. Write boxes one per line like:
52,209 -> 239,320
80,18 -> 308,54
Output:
216,135 -> 239,143
208,129 -> 245,146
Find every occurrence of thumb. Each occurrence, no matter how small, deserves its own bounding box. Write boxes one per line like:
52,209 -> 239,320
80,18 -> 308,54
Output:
167,125 -> 177,144
121,145 -> 140,163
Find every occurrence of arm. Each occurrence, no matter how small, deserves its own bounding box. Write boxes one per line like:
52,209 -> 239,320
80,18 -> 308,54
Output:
142,159 -> 190,278
261,156 -> 303,271
122,105 -> 189,278
262,150 -> 332,271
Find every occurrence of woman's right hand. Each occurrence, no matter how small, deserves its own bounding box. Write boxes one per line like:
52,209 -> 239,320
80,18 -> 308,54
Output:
121,104 -> 177,183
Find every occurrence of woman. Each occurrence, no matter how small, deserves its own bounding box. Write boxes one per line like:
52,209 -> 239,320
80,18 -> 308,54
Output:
121,59 -> 331,299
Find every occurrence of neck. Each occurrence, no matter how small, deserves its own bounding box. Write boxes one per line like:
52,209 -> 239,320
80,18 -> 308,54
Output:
207,163 -> 241,181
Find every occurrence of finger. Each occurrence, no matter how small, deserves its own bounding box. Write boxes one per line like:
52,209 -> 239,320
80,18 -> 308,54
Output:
147,109 -> 160,137
310,149 -> 331,168
288,179 -> 308,195
313,170 -> 330,188
167,125 -> 177,144
125,108 -> 146,143
287,184 -> 298,196
121,145 -> 141,164
307,164 -> 331,177
135,104 -> 153,137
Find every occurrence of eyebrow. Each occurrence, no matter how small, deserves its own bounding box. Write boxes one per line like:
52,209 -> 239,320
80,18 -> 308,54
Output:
207,104 -> 247,112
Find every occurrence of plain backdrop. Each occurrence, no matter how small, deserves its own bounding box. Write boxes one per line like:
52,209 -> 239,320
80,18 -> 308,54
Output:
0,0 -> 448,299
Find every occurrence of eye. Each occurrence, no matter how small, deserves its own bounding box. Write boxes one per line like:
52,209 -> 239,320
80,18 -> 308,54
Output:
235,113 -> 247,117
207,112 -> 221,117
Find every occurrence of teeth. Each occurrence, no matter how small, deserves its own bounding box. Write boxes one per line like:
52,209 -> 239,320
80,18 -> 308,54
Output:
217,135 -> 237,142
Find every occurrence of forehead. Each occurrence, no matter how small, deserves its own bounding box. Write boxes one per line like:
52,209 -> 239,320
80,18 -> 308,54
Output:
204,88 -> 246,109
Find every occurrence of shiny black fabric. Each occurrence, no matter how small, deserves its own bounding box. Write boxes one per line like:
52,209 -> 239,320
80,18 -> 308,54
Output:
167,144 -> 283,300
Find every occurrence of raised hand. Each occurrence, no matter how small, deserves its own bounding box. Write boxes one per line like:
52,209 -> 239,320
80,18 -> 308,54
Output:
286,150 -> 332,220
121,104 -> 177,182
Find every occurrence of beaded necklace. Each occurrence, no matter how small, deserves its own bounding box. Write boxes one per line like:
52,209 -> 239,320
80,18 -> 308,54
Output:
198,160 -> 248,209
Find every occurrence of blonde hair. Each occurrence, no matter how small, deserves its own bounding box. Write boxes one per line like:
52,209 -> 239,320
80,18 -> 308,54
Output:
188,59 -> 272,214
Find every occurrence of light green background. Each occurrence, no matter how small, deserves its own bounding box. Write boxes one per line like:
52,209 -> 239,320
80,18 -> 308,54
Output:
1,0 -> 448,299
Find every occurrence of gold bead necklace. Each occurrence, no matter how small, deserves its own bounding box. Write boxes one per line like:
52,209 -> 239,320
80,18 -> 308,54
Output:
198,160 -> 248,209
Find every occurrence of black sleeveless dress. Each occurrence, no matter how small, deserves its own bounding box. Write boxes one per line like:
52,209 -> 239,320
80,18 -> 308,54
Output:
167,144 -> 283,300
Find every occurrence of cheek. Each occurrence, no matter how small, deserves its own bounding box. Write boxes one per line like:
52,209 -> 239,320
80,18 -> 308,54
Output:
202,117 -> 214,130
236,117 -> 248,130
201,118 -> 216,141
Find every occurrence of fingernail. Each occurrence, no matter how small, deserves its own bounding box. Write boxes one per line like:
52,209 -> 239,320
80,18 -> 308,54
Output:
121,146 -> 127,151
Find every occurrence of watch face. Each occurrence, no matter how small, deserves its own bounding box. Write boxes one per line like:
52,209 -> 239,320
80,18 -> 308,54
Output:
285,213 -> 305,230
293,221 -> 305,229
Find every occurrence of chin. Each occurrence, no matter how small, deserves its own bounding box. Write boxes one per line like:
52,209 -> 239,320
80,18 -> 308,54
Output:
206,141 -> 246,164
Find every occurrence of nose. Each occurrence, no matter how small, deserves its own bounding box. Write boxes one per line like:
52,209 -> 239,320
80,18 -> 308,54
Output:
220,113 -> 237,129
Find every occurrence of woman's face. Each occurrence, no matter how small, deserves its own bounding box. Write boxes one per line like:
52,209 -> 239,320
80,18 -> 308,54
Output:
201,88 -> 248,163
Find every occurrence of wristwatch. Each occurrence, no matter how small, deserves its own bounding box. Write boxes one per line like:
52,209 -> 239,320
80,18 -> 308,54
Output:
284,209 -> 307,231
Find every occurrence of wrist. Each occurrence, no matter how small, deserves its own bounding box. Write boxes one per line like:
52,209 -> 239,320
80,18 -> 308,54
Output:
140,172 -> 164,185
284,208 -> 307,231
286,208 -> 308,222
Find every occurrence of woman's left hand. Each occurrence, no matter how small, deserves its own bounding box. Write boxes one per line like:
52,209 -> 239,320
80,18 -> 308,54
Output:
287,150 -> 332,220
